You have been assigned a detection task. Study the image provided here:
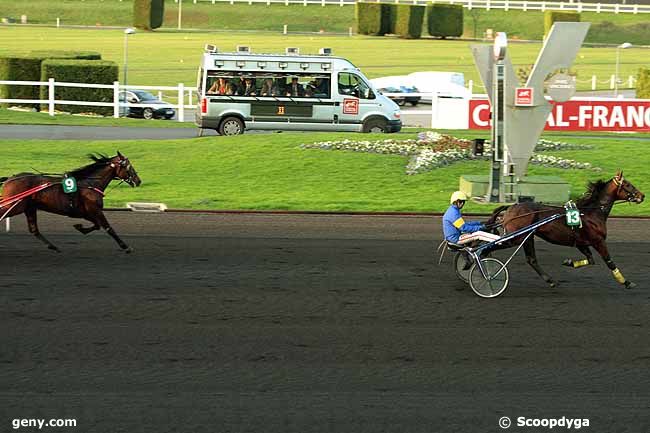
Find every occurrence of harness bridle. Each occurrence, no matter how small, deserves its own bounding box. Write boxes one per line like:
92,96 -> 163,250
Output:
110,158 -> 137,186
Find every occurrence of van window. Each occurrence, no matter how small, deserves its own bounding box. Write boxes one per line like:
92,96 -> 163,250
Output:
338,72 -> 374,100
203,71 -> 331,99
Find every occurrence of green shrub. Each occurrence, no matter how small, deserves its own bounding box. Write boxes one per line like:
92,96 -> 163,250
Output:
0,51 -> 104,110
544,10 -> 580,36
133,0 -> 165,31
40,59 -> 118,115
637,68 -> 650,99
426,4 -> 463,38
391,4 -> 425,39
0,56 -> 43,109
355,2 -> 391,36
586,21 -> 650,46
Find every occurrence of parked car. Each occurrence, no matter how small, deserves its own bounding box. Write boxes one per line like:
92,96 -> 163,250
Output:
370,76 -> 421,106
119,90 -> 175,120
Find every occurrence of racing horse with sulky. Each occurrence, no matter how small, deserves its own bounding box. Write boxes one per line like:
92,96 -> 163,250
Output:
0,152 -> 141,253
486,170 -> 644,289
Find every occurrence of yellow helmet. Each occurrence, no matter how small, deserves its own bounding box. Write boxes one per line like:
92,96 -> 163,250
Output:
450,191 -> 468,204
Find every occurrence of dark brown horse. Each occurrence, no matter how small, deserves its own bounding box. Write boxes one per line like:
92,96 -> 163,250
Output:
486,170 -> 644,289
0,152 -> 141,253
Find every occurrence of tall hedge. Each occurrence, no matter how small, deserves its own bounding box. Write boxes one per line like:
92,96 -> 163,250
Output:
391,4 -> 425,39
355,2 -> 391,36
0,56 -> 42,109
426,4 -> 463,38
0,51 -> 103,110
544,10 -> 580,36
40,60 -> 118,115
637,68 -> 650,99
134,0 -> 165,31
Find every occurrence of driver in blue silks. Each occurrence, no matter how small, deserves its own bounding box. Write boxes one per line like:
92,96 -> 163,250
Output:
443,191 -> 500,245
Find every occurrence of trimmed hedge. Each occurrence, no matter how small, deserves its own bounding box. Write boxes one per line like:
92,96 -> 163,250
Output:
391,4 -> 425,39
0,51 -> 103,110
0,56 -> 43,109
544,10 -> 580,36
30,50 -> 102,61
637,68 -> 650,99
355,2 -> 391,36
40,59 -> 118,115
134,0 -> 165,31
426,4 -> 463,38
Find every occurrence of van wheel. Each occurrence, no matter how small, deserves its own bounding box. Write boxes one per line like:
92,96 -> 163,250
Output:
363,118 -> 387,133
219,117 -> 244,136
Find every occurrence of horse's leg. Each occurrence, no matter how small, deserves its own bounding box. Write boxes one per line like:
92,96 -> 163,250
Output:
73,222 -> 100,235
94,211 -> 132,253
592,240 -> 635,289
25,207 -> 60,253
562,245 -> 596,269
523,237 -> 557,287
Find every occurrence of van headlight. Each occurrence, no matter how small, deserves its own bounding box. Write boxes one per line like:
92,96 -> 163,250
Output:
393,110 -> 401,119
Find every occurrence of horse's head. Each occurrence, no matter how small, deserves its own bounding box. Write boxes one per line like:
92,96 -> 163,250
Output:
112,151 -> 141,187
613,170 -> 644,204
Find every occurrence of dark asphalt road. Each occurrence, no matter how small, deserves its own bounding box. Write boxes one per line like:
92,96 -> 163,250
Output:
1,212 -> 649,432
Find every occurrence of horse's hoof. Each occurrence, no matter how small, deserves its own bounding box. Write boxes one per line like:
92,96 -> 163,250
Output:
625,281 -> 637,289
562,259 -> 573,267
548,280 -> 558,288
49,246 -> 61,253
124,247 -> 134,254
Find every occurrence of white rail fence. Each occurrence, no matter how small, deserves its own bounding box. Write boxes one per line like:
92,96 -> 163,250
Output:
166,0 -> 650,14
467,74 -> 636,92
0,79 -> 197,122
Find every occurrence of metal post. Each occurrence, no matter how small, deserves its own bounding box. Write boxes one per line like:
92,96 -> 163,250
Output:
123,32 -> 128,87
614,46 -> 620,97
5,218 -> 10,233
178,0 -> 182,30
490,59 -> 505,202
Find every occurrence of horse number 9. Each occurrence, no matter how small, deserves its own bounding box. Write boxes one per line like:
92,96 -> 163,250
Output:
62,177 -> 77,194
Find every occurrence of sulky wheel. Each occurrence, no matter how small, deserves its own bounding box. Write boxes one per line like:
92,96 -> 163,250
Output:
468,257 -> 509,298
453,251 -> 472,283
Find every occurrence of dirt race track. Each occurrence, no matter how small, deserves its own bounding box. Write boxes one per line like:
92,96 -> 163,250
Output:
1,212 -> 649,433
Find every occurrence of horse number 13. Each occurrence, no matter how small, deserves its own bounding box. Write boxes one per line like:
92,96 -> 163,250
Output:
566,209 -> 580,226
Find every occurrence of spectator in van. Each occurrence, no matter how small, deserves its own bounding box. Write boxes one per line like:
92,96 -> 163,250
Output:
286,76 -> 304,97
309,77 -> 330,97
236,76 -> 257,96
261,78 -> 279,96
209,77 -> 234,95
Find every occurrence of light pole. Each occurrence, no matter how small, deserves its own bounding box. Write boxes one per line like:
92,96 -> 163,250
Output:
614,42 -> 632,97
123,27 -> 136,87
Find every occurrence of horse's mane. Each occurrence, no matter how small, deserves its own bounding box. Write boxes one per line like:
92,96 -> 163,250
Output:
576,179 -> 609,207
68,153 -> 113,178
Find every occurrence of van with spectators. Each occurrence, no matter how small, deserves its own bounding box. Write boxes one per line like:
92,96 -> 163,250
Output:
195,45 -> 401,135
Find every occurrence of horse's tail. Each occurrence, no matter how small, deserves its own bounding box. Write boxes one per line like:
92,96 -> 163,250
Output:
485,204 -> 511,232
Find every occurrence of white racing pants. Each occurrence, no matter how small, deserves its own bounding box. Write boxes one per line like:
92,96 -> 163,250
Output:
458,231 -> 501,245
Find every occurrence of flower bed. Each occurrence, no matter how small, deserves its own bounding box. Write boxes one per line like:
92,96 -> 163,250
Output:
301,132 -> 601,175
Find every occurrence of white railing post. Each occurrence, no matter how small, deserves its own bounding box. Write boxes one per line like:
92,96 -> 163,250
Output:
468,79 -> 473,94
628,75 -> 634,88
48,78 -> 55,116
188,88 -> 193,106
610,74 -> 615,89
591,75 -> 596,90
113,81 -> 120,118
284,24 -> 288,34
597,2 -> 601,13
56,17 -> 60,27
178,82 -> 185,122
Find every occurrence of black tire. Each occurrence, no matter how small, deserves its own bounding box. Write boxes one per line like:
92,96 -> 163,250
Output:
396,99 -> 406,106
409,100 -> 418,107
218,116 -> 245,136
362,117 -> 388,133
143,108 -> 154,120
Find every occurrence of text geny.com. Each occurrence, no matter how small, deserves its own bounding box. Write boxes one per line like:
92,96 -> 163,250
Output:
12,418 -> 77,430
